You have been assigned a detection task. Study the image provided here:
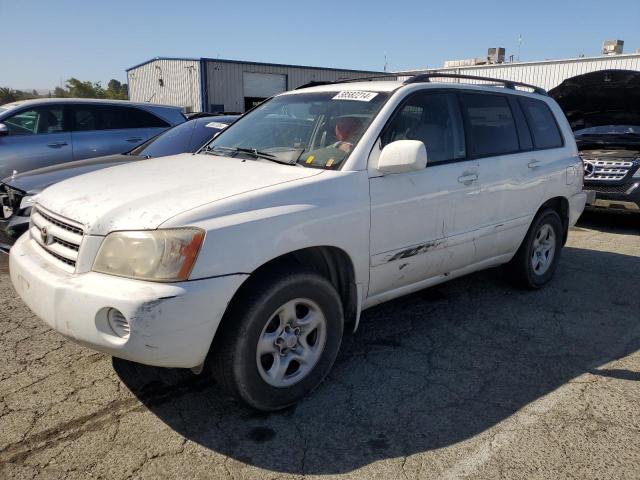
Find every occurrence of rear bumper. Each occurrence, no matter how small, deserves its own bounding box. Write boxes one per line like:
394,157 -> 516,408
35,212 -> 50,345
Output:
10,234 -> 247,368
568,191 -> 588,226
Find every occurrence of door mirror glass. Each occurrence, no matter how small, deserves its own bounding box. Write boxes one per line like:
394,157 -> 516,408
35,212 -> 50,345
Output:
377,140 -> 428,174
0,123 -> 7,136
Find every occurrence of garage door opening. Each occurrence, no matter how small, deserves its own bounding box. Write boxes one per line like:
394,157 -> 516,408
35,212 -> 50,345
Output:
243,72 -> 287,112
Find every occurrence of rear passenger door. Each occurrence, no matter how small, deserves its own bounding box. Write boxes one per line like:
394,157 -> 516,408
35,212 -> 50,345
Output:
460,92 -> 544,260
70,104 -> 170,160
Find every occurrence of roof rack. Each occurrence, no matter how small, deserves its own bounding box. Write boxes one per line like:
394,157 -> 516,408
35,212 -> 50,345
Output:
404,73 -> 547,95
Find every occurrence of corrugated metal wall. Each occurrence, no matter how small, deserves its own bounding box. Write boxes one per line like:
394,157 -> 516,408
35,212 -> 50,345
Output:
205,60 -> 379,112
400,54 -> 640,91
127,59 -> 201,110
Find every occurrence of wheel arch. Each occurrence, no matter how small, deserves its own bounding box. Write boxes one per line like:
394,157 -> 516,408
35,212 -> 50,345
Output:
539,196 -> 570,245
218,246 -> 360,338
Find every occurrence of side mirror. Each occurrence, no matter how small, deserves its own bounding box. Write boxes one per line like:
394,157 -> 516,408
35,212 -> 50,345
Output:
0,123 -> 8,136
377,140 -> 427,174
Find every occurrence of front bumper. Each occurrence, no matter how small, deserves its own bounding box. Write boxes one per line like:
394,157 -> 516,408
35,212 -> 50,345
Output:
9,234 -> 247,368
584,181 -> 640,211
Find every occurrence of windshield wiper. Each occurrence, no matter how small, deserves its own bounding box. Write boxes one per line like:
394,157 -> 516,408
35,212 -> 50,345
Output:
203,145 -> 299,165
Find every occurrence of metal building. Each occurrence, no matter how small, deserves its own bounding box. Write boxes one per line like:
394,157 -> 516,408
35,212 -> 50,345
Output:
397,52 -> 640,91
126,57 -> 383,113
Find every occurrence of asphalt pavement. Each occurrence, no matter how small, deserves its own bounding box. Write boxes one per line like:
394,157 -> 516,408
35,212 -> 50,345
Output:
1,209 -> 639,479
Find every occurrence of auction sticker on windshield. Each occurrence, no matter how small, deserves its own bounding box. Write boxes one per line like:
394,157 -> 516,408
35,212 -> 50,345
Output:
332,91 -> 379,102
206,122 -> 229,129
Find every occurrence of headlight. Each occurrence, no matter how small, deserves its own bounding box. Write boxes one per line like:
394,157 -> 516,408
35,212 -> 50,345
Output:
19,194 -> 37,216
93,228 -> 205,282
19,195 -> 37,210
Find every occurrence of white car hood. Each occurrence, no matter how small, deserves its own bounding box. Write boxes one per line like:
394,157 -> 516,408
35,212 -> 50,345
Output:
37,153 -> 322,235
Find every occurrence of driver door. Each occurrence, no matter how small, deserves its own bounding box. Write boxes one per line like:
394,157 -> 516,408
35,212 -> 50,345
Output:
368,91 -> 480,298
0,105 -> 72,178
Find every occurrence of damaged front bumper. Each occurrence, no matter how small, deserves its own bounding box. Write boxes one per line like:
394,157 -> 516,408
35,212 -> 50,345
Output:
9,234 -> 247,368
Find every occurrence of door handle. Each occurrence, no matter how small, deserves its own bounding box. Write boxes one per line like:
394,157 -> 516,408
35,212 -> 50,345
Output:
458,173 -> 478,184
47,142 -> 68,148
528,159 -> 542,169
125,137 -> 143,143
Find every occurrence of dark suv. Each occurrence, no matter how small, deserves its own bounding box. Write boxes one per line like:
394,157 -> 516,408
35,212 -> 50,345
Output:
550,70 -> 640,212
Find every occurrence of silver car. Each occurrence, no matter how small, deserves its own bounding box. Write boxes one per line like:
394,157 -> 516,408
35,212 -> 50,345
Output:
0,98 -> 185,179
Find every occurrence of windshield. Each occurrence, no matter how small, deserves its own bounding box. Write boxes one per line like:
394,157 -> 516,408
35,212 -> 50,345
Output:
575,125 -> 640,136
204,90 -> 391,169
132,117 -> 232,158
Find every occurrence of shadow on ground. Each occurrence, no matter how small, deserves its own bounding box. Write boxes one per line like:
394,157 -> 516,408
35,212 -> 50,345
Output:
114,220 -> 640,475
576,208 -> 639,234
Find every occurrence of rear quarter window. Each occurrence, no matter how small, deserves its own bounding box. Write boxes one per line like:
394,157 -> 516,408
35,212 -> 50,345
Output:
71,105 -> 169,131
460,93 -> 520,158
519,97 -> 563,149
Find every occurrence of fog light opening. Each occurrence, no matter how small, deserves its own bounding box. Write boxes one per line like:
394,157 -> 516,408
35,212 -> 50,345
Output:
107,308 -> 130,339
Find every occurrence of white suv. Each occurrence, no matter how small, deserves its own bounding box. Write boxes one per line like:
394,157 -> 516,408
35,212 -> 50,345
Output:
10,74 -> 587,410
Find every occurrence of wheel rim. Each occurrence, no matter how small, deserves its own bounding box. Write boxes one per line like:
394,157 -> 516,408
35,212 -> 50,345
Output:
256,298 -> 327,388
530,223 -> 556,276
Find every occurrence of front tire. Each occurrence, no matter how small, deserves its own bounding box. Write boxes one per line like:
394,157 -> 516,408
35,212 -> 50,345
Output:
508,209 -> 563,289
210,268 -> 344,411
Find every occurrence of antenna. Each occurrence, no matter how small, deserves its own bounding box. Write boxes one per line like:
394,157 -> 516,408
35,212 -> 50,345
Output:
517,34 -> 523,62
383,55 -> 388,73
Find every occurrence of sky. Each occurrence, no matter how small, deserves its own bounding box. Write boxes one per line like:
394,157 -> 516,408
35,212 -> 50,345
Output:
2,0 -> 640,91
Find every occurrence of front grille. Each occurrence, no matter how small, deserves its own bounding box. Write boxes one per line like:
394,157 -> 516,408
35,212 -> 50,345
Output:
580,156 -> 637,182
588,182 -> 639,194
30,205 -> 83,271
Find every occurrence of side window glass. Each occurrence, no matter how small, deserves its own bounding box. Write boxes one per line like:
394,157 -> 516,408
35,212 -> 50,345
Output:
73,106 -> 100,131
509,97 -> 533,151
4,107 -> 65,135
519,97 -> 563,149
96,106 -> 170,130
126,107 -> 170,128
460,93 -> 520,157
382,92 -> 466,165
101,106 -> 130,130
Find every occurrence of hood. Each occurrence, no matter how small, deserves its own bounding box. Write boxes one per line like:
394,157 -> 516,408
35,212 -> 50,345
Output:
37,153 -> 322,235
3,154 -> 143,194
549,70 -> 640,131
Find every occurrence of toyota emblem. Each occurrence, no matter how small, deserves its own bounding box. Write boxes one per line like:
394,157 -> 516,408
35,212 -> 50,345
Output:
583,161 -> 596,178
40,226 -> 49,245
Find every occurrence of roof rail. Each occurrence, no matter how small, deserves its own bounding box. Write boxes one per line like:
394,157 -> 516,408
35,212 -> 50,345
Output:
404,73 -> 548,95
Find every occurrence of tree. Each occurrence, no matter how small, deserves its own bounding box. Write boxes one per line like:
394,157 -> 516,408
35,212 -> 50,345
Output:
51,78 -> 128,100
0,87 -> 39,105
64,78 -> 105,98
0,87 -> 17,104
53,87 -> 67,98
106,79 -> 128,100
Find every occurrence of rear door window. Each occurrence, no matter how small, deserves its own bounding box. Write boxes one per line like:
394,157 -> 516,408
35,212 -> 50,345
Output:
71,105 -> 169,131
72,106 -> 99,131
519,97 -> 563,149
460,93 -> 520,158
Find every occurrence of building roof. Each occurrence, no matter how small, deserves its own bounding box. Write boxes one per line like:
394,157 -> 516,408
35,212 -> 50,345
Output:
126,56 -> 384,74
395,52 -> 640,74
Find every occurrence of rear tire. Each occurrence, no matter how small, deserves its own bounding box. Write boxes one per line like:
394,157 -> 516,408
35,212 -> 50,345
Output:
210,268 -> 344,411
507,209 -> 563,289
